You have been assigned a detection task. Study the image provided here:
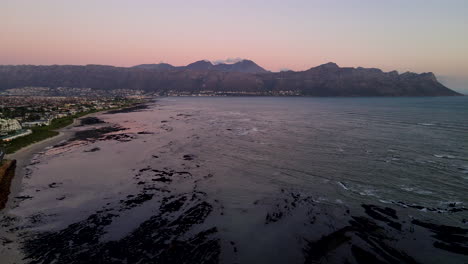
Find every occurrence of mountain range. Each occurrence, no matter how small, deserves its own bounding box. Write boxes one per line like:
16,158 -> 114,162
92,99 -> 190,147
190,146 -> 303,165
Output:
0,60 -> 461,96
132,59 -> 268,73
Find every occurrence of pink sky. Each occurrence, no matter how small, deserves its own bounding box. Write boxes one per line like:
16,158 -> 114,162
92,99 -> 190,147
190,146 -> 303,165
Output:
1,0 -> 467,91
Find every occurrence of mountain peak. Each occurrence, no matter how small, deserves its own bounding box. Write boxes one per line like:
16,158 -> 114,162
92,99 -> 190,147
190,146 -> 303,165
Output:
306,62 -> 340,72
132,63 -> 174,70
421,72 -> 437,82
188,60 -> 213,66
215,59 -> 267,73
185,60 -> 214,70
233,59 -> 254,65
0,64 -> 461,96
318,62 -> 340,69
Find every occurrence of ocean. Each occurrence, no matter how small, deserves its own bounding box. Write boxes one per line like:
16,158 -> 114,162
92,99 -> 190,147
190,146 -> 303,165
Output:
1,96 -> 467,263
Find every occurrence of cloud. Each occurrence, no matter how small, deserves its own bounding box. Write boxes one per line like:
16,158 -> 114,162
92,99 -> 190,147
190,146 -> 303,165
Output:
212,57 -> 245,65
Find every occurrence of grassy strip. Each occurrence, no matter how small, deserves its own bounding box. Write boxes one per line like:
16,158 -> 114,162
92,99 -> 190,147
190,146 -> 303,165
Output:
4,129 -> 58,154
5,112 -> 86,154
3,109 -> 102,154
3,101 -> 145,154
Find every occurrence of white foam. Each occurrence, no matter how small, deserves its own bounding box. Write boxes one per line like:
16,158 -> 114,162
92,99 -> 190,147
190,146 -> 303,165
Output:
337,181 -> 349,190
401,186 -> 433,195
434,154 -> 456,159
418,123 -> 435,126
379,199 -> 392,204
359,189 -> 379,197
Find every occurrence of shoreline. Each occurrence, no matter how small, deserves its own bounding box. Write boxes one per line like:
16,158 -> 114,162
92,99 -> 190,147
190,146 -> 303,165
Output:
0,97 -> 466,263
3,110 -> 102,211
0,103 -> 150,264
0,114 -> 92,264
1,100 -> 151,211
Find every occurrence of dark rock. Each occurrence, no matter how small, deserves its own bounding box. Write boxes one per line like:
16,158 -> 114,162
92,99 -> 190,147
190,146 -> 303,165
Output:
15,195 -> 33,200
412,219 -> 467,235
183,154 -> 196,161
351,245 -> 386,264
412,219 -> 468,256
79,117 -> 104,126
48,182 -> 62,188
137,131 -> 154,135
122,193 -> 154,208
105,104 -> 149,114
84,147 -> 100,152
70,126 -> 126,142
304,226 -> 353,262
362,204 -> 401,230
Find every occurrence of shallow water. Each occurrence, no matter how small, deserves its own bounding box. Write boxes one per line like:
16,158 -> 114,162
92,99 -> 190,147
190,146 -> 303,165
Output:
1,97 -> 467,263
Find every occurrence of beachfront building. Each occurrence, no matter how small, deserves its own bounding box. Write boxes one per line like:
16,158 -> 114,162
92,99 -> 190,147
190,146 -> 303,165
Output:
0,119 -> 22,133
21,120 -> 51,127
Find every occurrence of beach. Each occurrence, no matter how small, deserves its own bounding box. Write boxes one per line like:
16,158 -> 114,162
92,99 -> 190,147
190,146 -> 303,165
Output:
2,103 -> 151,211
4,111 -> 109,211
0,110 -> 119,263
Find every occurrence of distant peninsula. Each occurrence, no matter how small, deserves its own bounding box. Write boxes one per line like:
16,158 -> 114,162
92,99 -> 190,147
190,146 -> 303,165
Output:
0,60 -> 461,96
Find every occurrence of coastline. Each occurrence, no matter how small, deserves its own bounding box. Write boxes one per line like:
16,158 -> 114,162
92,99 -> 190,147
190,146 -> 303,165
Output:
0,115 -> 86,264
1,101 -> 150,211
0,103 -> 149,264
3,111 -> 99,210
0,97 -> 466,263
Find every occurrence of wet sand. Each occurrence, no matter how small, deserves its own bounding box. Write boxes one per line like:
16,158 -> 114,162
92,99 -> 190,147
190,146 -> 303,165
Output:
3,104 -> 151,211
5,113 -> 100,211
0,113 -> 108,264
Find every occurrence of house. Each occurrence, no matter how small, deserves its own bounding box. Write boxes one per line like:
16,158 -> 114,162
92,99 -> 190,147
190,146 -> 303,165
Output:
0,119 -> 22,132
21,120 -> 50,127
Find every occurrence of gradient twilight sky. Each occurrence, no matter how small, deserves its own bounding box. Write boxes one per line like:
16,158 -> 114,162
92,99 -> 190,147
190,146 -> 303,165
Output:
1,0 -> 468,92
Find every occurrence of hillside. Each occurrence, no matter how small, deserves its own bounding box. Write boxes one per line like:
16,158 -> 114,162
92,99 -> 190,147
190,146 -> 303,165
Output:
0,61 -> 461,96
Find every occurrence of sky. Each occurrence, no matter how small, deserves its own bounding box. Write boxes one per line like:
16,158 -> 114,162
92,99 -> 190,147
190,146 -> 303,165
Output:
1,0 -> 467,93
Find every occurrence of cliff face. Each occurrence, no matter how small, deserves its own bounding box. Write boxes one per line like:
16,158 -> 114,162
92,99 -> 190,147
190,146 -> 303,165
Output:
263,64 -> 460,96
0,62 -> 461,96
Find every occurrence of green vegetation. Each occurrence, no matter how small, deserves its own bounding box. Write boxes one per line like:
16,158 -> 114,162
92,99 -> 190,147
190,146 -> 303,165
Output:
3,109 -> 99,154
4,128 -> 58,154
1,99 -> 145,155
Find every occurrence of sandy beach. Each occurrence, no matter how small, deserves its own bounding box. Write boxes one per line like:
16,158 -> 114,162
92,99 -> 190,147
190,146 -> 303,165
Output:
0,109 -> 133,264
2,103 -> 152,213
4,111 -> 107,211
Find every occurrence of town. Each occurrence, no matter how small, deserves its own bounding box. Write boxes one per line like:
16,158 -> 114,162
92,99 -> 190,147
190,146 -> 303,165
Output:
0,87 -> 148,154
